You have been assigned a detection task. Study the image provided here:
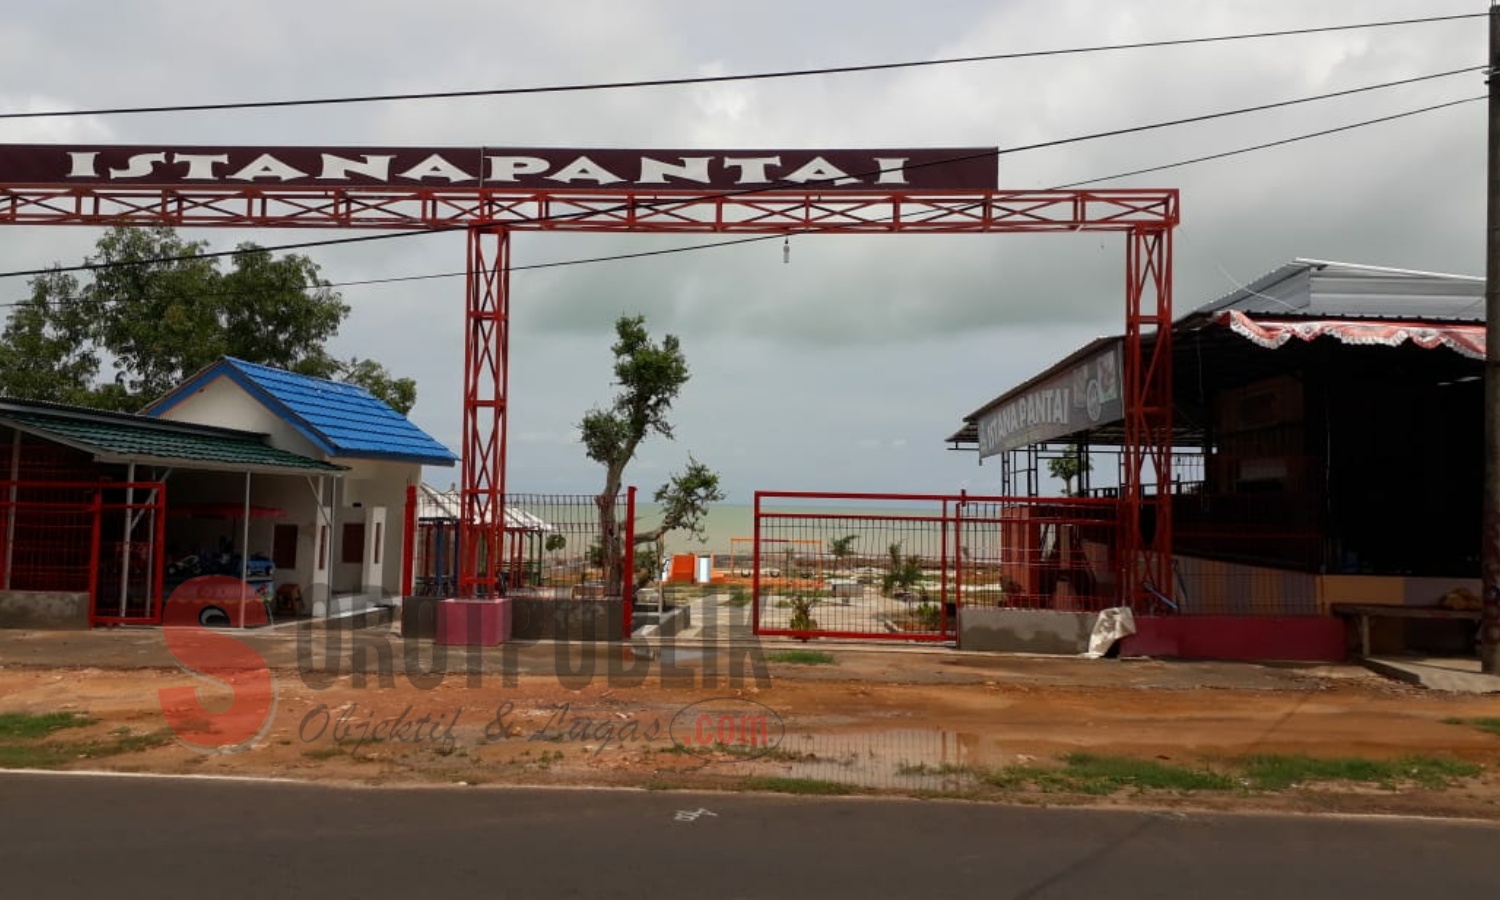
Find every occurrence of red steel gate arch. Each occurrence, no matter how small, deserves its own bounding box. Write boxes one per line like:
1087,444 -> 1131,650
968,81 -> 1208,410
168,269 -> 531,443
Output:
0,145 -> 1177,605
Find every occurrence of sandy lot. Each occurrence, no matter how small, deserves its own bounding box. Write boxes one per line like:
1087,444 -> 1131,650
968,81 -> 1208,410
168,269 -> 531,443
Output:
3,643 -> 1500,818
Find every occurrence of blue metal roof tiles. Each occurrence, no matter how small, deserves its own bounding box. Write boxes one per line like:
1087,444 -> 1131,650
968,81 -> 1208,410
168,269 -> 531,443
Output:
151,358 -> 457,466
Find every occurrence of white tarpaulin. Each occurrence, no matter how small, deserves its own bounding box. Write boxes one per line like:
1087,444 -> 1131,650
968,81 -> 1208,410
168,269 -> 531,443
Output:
1082,607 -> 1136,659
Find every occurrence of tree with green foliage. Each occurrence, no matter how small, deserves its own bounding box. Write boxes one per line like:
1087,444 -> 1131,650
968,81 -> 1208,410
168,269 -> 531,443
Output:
0,225 -> 417,413
882,541 -> 926,600
1047,445 -> 1092,497
787,591 -> 818,632
580,314 -> 725,598
828,534 -> 858,575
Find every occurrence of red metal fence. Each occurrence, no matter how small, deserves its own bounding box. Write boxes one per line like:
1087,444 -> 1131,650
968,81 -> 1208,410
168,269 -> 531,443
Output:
0,480 -> 167,626
751,491 -> 1125,641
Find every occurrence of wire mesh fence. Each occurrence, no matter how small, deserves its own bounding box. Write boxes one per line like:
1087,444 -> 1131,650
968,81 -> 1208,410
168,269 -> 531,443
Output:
751,492 -> 1126,641
0,480 -> 166,625
409,489 -> 634,600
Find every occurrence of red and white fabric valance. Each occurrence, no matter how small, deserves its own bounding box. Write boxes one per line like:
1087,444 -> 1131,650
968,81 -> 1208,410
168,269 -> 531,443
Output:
1216,309 -> 1484,360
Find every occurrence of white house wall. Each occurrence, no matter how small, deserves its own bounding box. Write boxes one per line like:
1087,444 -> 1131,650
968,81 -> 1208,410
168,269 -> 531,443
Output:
333,458 -> 422,594
156,375 -> 326,460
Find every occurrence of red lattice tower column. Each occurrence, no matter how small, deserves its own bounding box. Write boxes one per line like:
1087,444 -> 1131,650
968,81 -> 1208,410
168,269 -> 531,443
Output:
459,227 -> 511,599
1121,226 -> 1174,607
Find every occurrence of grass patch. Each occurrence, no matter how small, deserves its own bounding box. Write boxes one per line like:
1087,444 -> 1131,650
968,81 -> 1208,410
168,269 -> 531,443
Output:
0,728 -> 174,769
765,650 -> 837,666
982,753 -> 1235,795
980,752 -> 1482,796
642,779 -> 681,791
1443,717 -> 1500,738
741,776 -> 854,796
0,711 -> 95,740
1239,754 -> 1482,791
97,731 -> 174,755
0,711 -> 170,770
1053,753 -> 1236,794
706,741 -> 812,762
0,743 -> 77,768
302,747 -> 344,761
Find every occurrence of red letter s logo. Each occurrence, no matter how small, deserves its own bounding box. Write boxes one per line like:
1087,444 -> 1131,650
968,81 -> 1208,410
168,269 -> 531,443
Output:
159,626 -> 277,753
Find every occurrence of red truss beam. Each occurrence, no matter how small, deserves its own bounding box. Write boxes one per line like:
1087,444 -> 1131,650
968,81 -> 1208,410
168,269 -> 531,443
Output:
0,180 -> 1178,609
0,185 -> 1176,233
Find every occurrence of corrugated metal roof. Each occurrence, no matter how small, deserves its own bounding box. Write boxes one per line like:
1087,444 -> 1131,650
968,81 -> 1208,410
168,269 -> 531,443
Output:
0,405 -> 342,473
1188,259 -> 1484,323
151,358 -> 458,466
947,258 -> 1486,449
416,484 -> 552,531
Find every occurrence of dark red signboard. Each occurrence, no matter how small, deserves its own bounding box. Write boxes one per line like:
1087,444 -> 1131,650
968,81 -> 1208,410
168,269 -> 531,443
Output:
0,145 -> 997,191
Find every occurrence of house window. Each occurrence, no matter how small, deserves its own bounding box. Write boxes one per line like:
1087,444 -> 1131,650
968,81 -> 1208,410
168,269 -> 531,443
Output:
374,522 -> 383,565
342,523 -> 365,564
273,524 -> 299,570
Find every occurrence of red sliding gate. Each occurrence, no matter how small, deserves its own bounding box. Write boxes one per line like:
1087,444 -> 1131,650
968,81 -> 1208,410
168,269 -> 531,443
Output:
752,491 -> 1125,641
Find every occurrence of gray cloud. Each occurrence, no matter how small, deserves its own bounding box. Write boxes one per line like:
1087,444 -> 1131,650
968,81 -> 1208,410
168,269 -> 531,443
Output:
0,0 -> 1482,501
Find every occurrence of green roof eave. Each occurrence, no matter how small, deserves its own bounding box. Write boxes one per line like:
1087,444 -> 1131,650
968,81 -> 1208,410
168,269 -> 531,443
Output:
4,413 -> 345,475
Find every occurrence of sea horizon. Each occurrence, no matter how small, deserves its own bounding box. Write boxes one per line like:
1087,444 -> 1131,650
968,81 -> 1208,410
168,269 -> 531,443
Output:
636,499 -> 959,559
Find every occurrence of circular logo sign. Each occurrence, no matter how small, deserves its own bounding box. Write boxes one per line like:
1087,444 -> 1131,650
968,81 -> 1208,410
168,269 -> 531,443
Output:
669,698 -> 786,762
1086,379 -> 1103,422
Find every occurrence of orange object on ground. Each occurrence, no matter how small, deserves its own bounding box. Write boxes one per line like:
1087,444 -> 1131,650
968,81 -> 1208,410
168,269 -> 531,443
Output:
162,575 -> 271,628
667,554 -> 697,584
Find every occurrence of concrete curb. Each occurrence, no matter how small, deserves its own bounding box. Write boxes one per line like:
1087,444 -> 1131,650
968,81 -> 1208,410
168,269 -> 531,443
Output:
1360,657 -> 1500,694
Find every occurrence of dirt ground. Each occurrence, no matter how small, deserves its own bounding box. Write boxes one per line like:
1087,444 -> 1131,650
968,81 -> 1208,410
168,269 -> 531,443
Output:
4,638 -> 1500,818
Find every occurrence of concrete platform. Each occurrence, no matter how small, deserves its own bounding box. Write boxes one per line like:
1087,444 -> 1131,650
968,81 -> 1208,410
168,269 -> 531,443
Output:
434,598 -> 512,646
1363,655 -> 1500,694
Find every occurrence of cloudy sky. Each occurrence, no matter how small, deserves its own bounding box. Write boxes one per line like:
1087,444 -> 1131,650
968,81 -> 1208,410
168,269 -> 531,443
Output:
0,0 -> 1483,501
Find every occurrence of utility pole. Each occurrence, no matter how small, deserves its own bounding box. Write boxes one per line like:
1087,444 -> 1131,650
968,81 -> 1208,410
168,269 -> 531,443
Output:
1483,0 -> 1500,674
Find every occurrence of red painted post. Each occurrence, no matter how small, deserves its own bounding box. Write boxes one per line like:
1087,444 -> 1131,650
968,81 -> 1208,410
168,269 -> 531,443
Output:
939,497 -> 949,636
153,483 -> 167,623
751,492 -> 762,636
401,484 -> 416,597
622,486 -> 636,639
87,491 -> 102,628
459,227 -> 511,601
952,491 -> 966,638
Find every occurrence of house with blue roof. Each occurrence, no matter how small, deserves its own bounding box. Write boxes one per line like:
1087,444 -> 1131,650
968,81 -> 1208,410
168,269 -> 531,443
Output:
147,358 -> 457,607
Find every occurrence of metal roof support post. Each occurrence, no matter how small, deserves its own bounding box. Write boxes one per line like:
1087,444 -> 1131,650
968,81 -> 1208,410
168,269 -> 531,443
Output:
120,462 -> 135,617
1483,1 -> 1500,674
4,428 -> 18,590
240,470 -> 250,629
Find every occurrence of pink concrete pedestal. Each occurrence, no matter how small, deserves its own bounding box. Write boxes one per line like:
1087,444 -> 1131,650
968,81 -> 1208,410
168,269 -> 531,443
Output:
434,599 -> 512,646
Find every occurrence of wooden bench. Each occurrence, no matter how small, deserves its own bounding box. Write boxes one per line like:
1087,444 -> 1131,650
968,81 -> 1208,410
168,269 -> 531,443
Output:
1330,603 -> 1483,658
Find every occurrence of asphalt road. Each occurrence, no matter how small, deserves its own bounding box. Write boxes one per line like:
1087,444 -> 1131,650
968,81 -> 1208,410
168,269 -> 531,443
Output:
1,772 -> 1496,899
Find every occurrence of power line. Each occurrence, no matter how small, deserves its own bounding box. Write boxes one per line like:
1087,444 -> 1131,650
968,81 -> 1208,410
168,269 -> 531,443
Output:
0,63 -> 1477,283
0,91 -> 1474,311
1054,94 -> 1482,188
0,12 -> 1480,120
